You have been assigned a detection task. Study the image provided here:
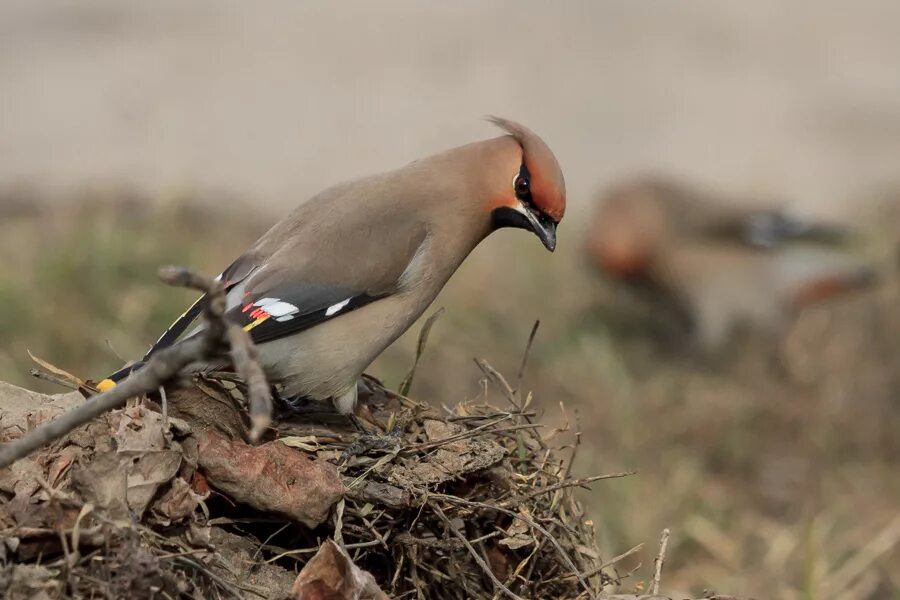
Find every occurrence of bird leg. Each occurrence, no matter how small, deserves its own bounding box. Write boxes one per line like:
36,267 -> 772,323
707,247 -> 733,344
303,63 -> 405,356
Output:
277,384 -> 402,462
340,382 -> 405,463
275,393 -> 329,417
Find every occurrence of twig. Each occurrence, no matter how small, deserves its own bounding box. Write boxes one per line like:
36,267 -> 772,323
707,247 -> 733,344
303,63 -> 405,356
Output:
398,308 -> 444,397
503,472 -> 635,506
475,356 -> 549,452
264,539 -> 383,563
251,522 -> 290,561
226,325 -> 272,441
650,528 -> 670,595
29,368 -> 79,391
447,410 -> 536,422
474,358 -> 520,411
172,555 -> 268,599
557,542 -> 644,582
514,320 -> 540,393
430,493 -> 595,599
0,266 -> 271,469
159,385 -> 168,433
430,502 -> 526,600
408,422 -> 542,452
104,338 -> 127,363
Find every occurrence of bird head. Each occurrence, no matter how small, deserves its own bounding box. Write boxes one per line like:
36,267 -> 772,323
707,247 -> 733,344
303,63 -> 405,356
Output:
486,117 -> 566,252
586,180 -> 670,279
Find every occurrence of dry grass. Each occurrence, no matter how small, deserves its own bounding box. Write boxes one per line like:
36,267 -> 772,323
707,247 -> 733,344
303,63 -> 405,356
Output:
2,194 -> 900,598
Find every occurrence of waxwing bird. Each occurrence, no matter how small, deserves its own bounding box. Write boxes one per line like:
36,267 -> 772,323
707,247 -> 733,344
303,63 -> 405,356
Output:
100,118 -> 565,414
586,176 -> 875,350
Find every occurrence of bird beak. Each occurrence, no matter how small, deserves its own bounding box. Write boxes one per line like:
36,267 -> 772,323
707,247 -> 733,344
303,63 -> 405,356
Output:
522,205 -> 557,251
492,203 -> 558,252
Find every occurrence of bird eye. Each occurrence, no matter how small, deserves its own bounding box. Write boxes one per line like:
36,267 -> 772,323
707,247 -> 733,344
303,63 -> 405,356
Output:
514,174 -> 530,200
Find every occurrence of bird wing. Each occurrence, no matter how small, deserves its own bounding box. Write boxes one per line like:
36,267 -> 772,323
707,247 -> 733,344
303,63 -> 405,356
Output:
696,209 -> 850,250
603,178 -> 850,252
230,216 -> 428,344
228,280 -> 388,344
145,255 -> 261,353
644,180 -> 851,250
154,198 -> 429,355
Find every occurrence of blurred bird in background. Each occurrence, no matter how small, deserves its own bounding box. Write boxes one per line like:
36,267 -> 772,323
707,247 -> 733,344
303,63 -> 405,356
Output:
100,118 -> 565,417
585,176 -> 876,352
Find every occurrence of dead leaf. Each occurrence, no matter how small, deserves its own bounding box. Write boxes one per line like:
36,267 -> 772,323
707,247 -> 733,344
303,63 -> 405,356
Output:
498,534 -> 532,550
498,507 -> 534,550
387,420 -> 504,488
151,477 -> 204,524
198,430 -> 343,528
115,407 -> 167,453
290,539 -> 389,600
187,521 -> 211,547
47,446 -> 81,488
191,471 -> 210,495
279,435 -> 320,452
125,450 -> 182,516
486,544 -> 512,582
71,406 -> 184,519
71,453 -> 129,520
0,381 -> 81,443
26,350 -> 87,388
0,455 -> 42,497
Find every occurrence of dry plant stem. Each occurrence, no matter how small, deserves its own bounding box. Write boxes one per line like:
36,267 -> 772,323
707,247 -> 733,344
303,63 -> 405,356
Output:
558,542 -> 644,583
474,358 -> 521,411
475,356 -> 549,452
505,472 -> 636,506
0,266 -> 271,468
821,513 -> 900,596
514,320 -> 540,392
29,368 -> 79,391
430,493 -> 595,599
408,421 -> 540,452
650,528 -> 670,595
431,502 -> 526,600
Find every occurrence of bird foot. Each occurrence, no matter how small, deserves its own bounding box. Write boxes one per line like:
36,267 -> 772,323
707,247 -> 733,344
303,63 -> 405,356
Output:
340,417 -> 403,464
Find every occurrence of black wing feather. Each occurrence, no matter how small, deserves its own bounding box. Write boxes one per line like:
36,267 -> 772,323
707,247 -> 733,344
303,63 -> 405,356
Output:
227,281 -> 388,345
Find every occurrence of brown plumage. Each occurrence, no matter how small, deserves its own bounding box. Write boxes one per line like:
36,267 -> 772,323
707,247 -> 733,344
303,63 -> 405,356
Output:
586,176 -> 875,350
105,118 -> 565,413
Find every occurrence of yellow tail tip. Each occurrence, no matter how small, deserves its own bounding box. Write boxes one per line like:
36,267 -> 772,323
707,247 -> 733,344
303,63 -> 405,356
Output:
97,379 -> 117,392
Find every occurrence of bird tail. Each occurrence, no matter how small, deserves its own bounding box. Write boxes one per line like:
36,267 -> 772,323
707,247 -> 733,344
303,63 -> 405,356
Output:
777,250 -> 878,309
97,295 -> 206,391
788,265 -> 878,309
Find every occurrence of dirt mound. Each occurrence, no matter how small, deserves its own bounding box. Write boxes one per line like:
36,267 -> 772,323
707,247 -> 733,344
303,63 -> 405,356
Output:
1,371 -> 623,599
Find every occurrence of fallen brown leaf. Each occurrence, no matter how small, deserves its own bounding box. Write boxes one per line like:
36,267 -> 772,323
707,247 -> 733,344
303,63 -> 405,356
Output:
290,539 -> 389,600
197,430 -> 343,528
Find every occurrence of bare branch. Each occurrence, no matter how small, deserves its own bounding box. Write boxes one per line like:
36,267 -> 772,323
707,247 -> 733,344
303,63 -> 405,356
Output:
0,266 -> 272,468
431,502 -> 526,600
650,528 -> 671,595
430,493 -> 595,599
226,325 -> 272,441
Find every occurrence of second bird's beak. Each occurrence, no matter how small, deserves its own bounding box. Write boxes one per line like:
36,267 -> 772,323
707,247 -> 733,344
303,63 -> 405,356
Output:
492,203 -> 557,252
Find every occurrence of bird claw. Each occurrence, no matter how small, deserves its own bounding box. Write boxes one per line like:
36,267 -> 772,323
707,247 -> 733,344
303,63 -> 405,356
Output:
340,422 -> 403,464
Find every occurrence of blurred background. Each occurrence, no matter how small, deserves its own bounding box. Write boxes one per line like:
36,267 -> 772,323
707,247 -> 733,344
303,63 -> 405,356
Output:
3,1 -> 900,597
